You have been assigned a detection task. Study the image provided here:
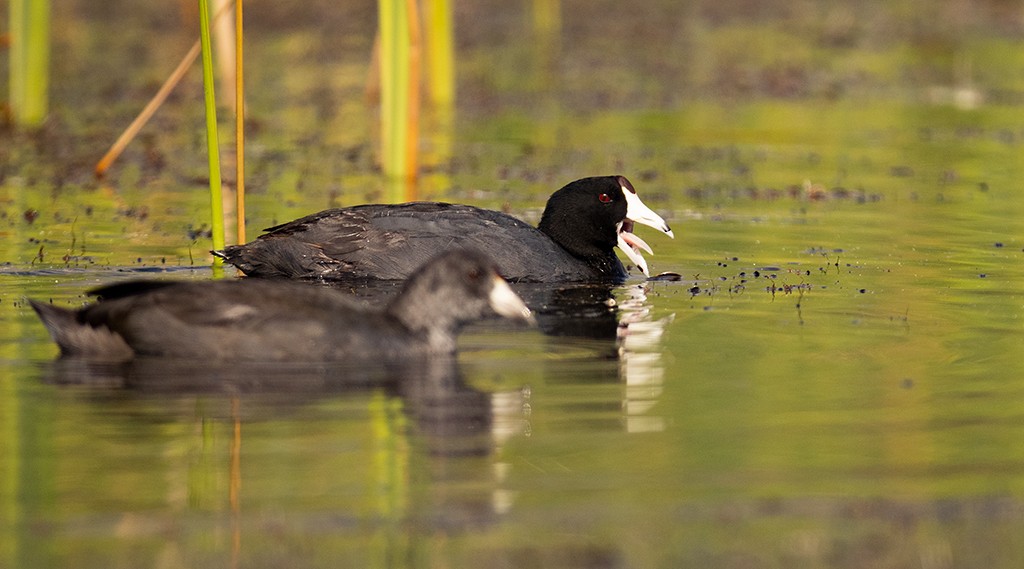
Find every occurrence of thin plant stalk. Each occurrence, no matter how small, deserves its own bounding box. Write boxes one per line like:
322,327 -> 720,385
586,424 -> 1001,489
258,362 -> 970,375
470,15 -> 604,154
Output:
214,0 -> 236,113
9,0 -> 50,127
230,397 -> 242,569
234,0 -> 246,244
378,0 -> 412,180
377,0 -> 400,178
95,42 -> 201,177
532,0 -> 561,34
365,33 -> 381,103
95,2 -> 233,177
423,0 -> 454,106
405,0 -> 421,184
198,0 -> 226,255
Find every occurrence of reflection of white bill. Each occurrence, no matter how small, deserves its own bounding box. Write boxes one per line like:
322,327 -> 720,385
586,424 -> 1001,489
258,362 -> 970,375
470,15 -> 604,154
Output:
490,386 -> 531,514
616,285 -> 675,433
491,387 -> 531,447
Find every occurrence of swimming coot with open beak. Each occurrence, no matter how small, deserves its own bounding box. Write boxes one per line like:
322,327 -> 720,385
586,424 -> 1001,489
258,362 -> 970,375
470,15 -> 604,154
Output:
214,175 -> 673,282
31,250 -> 533,361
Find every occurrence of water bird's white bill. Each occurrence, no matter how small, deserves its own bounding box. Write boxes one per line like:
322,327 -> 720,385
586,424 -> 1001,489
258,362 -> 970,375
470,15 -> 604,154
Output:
617,187 -> 674,275
488,276 -> 535,323
622,186 -> 675,238
617,231 -> 650,276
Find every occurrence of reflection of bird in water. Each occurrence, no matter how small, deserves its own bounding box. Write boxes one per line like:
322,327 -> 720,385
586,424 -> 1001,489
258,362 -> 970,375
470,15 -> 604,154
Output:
502,281 -> 674,433
38,354 -> 530,532
616,284 -> 675,433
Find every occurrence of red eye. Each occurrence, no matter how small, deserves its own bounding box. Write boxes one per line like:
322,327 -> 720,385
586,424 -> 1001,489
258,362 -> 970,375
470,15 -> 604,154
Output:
598,193 -> 612,203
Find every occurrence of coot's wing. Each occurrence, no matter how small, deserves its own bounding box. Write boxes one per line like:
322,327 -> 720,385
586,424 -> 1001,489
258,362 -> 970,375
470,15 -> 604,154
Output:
307,203 -> 478,279
216,207 -> 382,279
322,203 -> 591,281
79,281 -> 390,359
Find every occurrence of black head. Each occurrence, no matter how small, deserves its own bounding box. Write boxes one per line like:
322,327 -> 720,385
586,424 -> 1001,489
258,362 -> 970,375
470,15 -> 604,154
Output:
538,176 -> 631,259
387,249 -> 533,350
538,176 -> 674,276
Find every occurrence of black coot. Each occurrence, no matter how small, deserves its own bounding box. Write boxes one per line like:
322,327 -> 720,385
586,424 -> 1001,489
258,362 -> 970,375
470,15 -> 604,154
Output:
31,250 -> 533,361
214,175 -> 674,282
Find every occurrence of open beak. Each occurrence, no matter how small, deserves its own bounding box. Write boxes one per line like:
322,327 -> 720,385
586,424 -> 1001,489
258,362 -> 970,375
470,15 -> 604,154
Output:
618,187 -> 674,276
488,275 -> 536,324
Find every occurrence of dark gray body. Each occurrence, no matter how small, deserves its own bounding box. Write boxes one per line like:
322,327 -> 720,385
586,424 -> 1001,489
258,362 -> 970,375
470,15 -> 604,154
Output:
31,251 -> 525,361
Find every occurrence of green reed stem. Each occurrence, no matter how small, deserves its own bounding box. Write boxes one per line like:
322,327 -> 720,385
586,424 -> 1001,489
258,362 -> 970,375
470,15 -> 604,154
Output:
9,0 -> 50,127
198,0 -> 226,255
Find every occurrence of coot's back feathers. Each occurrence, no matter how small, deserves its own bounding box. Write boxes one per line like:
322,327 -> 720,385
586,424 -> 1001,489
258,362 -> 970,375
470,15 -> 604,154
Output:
215,175 -> 673,283
31,250 -> 533,362
223,203 -> 575,281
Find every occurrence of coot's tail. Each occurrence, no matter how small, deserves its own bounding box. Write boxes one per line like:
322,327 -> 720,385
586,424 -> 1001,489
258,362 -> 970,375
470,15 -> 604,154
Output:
212,241 -> 331,279
211,245 -> 244,267
30,300 -> 133,360
212,245 -> 263,276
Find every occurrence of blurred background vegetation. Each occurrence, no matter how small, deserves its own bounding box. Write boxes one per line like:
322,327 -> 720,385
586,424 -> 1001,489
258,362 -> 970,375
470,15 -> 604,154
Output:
2,0 -> 1023,262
